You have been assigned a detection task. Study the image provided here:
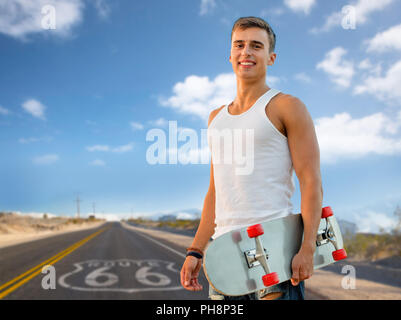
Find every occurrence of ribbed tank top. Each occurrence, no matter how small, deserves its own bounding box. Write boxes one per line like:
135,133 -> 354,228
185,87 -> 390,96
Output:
207,88 -> 295,239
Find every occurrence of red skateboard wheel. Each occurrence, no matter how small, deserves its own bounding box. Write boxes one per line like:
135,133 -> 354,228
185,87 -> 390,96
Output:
321,206 -> 333,218
332,248 -> 347,261
262,272 -> 279,287
247,224 -> 264,238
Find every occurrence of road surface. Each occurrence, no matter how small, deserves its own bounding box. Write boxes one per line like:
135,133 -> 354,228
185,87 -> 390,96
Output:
0,222 -> 208,300
0,221 -> 328,300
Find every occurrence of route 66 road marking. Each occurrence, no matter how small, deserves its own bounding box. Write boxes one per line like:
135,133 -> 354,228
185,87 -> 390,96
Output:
58,259 -> 183,292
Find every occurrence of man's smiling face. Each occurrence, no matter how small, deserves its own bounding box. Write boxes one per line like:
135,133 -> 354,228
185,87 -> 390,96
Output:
230,27 -> 276,80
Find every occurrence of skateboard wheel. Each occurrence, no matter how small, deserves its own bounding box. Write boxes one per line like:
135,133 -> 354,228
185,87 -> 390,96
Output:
247,224 -> 264,238
262,272 -> 279,287
332,248 -> 347,261
321,206 -> 333,218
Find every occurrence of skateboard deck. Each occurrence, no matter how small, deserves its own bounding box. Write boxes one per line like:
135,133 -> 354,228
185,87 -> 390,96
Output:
203,206 -> 347,296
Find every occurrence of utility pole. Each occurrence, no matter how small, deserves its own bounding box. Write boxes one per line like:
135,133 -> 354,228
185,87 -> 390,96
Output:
75,194 -> 81,219
92,202 -> 96,215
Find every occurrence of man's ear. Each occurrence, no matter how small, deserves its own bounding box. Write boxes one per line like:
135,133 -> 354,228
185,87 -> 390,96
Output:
267,52 -> 277,66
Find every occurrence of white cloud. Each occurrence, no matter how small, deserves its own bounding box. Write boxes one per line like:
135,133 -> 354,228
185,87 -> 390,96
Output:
267,75 -> 281,86
357,58 -> 382,78
315,111 -> 401,164
93,0 -> 110,19
160,73 -> 236,121
354,210 -> 398,233
365,23 -> 401,53
294,72 -> 312,83
22,99 -> 46,120
33,154 -> 59,165
358,58 -> 372,70
148,118 -> 168,127
352,0 -> 394,24
0,105 -> 10,115
19,136 -> 52,144
354,59 -> 401,104
316,47 -> 354,88
89,159 -> 105,166
0,0 -> 85,40
112,143 -> 133,153
86,143 -> 133,153
310,11 -> 343,34
160,72 -> 284,121
199,0 -> 216,16
130,122 -> 144,130
86,145 -> 110,152
311,0 -> 394,33
284,0 -> 316,15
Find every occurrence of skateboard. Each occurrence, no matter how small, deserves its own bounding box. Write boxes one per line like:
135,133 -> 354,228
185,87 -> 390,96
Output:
203,206 -> 347,296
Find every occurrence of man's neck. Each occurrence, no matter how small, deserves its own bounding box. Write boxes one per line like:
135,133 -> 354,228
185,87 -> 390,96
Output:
232,79 -> 270,114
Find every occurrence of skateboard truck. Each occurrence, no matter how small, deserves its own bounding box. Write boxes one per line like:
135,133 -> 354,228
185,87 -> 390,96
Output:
317,207 -> 347,261
245,224 -> 280,287
244,248 -> 268,268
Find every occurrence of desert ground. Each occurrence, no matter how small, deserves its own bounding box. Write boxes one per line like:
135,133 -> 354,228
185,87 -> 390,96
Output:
0,212 -> 106,249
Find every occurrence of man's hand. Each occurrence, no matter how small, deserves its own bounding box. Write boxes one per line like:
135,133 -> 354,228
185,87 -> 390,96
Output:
180,256 -> 203,291
290,246 -> 315,286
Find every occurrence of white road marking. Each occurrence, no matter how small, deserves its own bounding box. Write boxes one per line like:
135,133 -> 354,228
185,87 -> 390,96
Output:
58,259 -> 183,292
122,223 -> 186,259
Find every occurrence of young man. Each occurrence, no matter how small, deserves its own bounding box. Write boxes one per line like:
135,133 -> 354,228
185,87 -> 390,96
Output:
180,16 -> 323,300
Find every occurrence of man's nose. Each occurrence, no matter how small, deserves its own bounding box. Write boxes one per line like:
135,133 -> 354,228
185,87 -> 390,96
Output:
241,44 -> 252,56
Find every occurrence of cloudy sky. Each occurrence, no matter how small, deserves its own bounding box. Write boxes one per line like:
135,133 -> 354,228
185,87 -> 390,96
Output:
0,0 -> 400,232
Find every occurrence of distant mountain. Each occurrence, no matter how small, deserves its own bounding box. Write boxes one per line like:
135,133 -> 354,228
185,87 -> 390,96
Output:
150,208 -> 202,221
337,219 -> 357,236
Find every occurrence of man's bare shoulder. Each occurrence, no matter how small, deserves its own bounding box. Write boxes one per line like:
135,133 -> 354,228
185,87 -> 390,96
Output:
208,105 -> 226,127
271,92 -> 309,122
272,92 -> 306,109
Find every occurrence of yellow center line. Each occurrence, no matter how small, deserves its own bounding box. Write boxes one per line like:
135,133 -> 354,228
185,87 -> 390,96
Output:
0,227 -> 107,300
0,230 -> 99,292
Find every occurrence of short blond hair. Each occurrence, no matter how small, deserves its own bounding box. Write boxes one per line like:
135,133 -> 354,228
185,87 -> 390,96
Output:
231,16 -> 276,53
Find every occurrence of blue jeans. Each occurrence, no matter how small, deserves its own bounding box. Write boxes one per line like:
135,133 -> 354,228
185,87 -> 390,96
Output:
208,280 -> 305,300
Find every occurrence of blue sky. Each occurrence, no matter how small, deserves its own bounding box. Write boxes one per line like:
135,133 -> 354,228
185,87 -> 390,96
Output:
0,0 -> 401,232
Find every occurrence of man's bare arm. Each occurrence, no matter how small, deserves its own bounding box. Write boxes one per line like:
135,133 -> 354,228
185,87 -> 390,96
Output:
189,161 -> 216,252
279,95 -> 323,284
180,106 -> 223,291
189,106 -> 224,252
281,95 -> 322,250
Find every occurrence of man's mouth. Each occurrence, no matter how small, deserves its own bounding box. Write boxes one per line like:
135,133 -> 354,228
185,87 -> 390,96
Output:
239,61 -> 256,67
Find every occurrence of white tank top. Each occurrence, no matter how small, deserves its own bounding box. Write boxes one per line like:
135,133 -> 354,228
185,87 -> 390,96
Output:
208,88 -> 295,239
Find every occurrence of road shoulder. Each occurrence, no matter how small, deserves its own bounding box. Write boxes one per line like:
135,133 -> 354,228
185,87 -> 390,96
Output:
0,221 -> 107,249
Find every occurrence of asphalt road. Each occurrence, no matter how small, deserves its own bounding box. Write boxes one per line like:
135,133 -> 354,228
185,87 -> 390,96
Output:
0,222 -> 208,300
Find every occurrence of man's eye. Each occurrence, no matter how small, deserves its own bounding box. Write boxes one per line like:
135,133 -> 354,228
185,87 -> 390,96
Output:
235,44 -> 261,48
